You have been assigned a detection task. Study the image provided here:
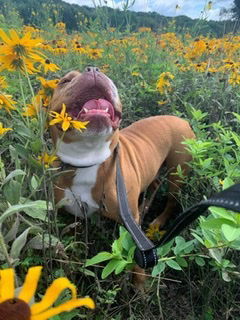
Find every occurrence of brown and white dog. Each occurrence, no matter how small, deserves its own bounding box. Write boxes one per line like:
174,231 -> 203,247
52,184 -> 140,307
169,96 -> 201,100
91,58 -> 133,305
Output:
50,67 -> 195,288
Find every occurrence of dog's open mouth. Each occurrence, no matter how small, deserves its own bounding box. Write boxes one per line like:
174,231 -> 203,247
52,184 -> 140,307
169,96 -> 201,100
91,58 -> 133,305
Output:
67,90 -> 121,130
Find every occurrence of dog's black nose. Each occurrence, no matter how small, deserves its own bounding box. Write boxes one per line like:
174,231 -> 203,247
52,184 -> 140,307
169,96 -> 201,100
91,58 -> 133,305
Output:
85,66 -> 99,72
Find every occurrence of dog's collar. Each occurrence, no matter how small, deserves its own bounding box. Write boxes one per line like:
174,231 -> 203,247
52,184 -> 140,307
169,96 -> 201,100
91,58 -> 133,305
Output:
60,161 -> 98,170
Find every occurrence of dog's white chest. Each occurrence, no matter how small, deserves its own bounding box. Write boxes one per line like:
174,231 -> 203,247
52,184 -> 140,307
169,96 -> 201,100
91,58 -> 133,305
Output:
64,165 -> 100,217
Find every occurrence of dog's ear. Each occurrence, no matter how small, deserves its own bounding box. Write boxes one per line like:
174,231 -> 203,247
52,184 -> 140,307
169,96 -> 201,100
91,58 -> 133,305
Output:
50,71 -> 80,111
58,71 -> 80,86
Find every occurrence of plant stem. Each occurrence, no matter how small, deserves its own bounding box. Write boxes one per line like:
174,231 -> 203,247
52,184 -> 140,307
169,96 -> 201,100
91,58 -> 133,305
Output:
0,230 -> 12,267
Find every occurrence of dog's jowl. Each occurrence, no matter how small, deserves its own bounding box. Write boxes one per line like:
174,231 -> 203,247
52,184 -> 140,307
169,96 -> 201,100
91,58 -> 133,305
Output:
50,67 -> 195,289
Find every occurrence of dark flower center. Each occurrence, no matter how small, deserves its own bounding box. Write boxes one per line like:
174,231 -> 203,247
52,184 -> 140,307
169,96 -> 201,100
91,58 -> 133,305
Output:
13,44 -> 27,56
0,298 -> 31,320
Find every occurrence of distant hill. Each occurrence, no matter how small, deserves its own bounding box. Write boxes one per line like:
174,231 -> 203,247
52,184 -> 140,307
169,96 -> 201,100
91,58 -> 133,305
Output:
0,0 -> 237,36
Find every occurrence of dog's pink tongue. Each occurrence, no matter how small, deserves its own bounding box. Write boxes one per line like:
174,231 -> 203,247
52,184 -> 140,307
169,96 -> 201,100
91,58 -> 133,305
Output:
83,98 -> 113,110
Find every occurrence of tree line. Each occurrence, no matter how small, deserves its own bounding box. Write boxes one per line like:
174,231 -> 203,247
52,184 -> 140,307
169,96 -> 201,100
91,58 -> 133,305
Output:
0,0 -> 239,36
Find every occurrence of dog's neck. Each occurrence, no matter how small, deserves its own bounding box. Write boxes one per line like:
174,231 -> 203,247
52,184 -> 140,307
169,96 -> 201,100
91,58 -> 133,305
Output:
55,130 -> 119,167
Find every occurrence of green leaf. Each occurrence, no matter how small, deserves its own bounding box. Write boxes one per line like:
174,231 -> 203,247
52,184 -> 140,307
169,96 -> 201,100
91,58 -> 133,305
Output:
102,259 -> 120,279
3,180 -> 21,204
201,218 -> 235,230
111,238 -> 122,256
174,237 -> 194,255
115,260 -> 128,275
209,248 -> 223,263
191,231 -> 204,245
31,175 -> 39,190
152,262 -> 165,277
157,239 -> 174,257
122,231 -> 135,251
27,234 -> 62,250
85,252 -> 113,267
166,260 -> 182,270
233,112 -> 240,123
3,169 -> 26,184
0,202 -> 49,224
222,177 -> 234,190
176,256 -> 188,267
127,246 -> 136,263
222,271 -> 232,282
195,256 -> 205,266
21,200 -> 52,221
209,207 -> 236,222
221,224 -> 240,242
10,226 -> 41,259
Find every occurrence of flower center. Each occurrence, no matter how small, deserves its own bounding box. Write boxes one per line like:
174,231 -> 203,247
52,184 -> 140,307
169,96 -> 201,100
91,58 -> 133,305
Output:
0,298 -> 31,320
13,44 -> 27,56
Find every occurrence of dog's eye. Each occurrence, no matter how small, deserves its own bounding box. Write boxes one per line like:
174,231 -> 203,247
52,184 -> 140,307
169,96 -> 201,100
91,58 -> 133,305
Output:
59,78 -> 71,85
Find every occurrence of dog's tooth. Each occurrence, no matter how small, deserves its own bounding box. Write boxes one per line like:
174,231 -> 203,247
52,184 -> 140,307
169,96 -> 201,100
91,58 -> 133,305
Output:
83,108 -> 89,113
105,108 -> 109,112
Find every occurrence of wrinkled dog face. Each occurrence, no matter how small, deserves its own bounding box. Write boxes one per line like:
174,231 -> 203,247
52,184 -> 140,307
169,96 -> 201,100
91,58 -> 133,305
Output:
50,67 -> 122,137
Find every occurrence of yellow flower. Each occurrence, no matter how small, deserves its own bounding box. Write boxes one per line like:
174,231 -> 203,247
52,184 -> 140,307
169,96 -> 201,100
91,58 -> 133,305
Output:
36,77 -> 59,106
146,225 -> 166,241
206,1 -> 212,10
0,266 -> 95,320
55,22 -> 66,32
193,62 -> 207,72
229,72 -> 240,86
0,29 -> 43,57
38,152 -> 58,168
131,71 -> 141,77
156,72 -> 174,94
22,98 -> 41,117
0,29 -> 44,74
0,76 -> 7,89
0,92 -> 17,113
219,179 -> 224,186
39,59 -> 60,73
49,104 -> 89,132
0,54 -> 40,74
0,122 -> 12,135
157,100 -> 168,105
0,28 -> 44,73
86,48 -> 103,59
38,77 -> 59,90
138,27 -> 151,33
22,104 -> 38,117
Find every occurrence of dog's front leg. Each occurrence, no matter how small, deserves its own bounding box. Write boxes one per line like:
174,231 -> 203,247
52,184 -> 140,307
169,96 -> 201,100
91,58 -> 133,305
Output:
132,265 -> 146,292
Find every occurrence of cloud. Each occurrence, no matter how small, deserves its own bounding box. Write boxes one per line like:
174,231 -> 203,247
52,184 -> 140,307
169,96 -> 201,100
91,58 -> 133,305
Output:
63,0 -> 234,20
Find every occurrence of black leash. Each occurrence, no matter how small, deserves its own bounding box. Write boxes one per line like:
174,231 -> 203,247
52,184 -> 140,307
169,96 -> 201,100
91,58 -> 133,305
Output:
116,148 -> 240,269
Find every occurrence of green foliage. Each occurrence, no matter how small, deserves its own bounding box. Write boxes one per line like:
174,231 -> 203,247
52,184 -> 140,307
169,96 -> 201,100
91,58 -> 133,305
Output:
232,0 -> 240,20
86,226 -> 136,279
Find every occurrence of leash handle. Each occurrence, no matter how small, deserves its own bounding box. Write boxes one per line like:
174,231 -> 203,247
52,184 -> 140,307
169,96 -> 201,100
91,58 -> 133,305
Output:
157,183 -> 240,246
116,145 -> 240,268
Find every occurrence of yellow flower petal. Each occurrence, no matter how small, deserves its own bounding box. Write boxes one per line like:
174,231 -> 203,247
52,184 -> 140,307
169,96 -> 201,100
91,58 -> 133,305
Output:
60,103 -> 67,117
18,266 -> 42,303
0,268 -> 15,302
71,120 -> 89,131
31,298 -> 95,320
49,118 -> 63,126
0,29 -> 12,45
62,118 -> 70,131
31,278 -> 77,315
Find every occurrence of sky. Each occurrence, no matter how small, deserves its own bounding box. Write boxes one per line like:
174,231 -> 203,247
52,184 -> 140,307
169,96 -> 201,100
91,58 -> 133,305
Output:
63,0 -> 234,20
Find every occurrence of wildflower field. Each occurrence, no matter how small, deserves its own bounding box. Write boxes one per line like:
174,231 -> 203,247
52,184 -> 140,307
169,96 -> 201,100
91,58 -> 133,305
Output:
0,9 -> 240,320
